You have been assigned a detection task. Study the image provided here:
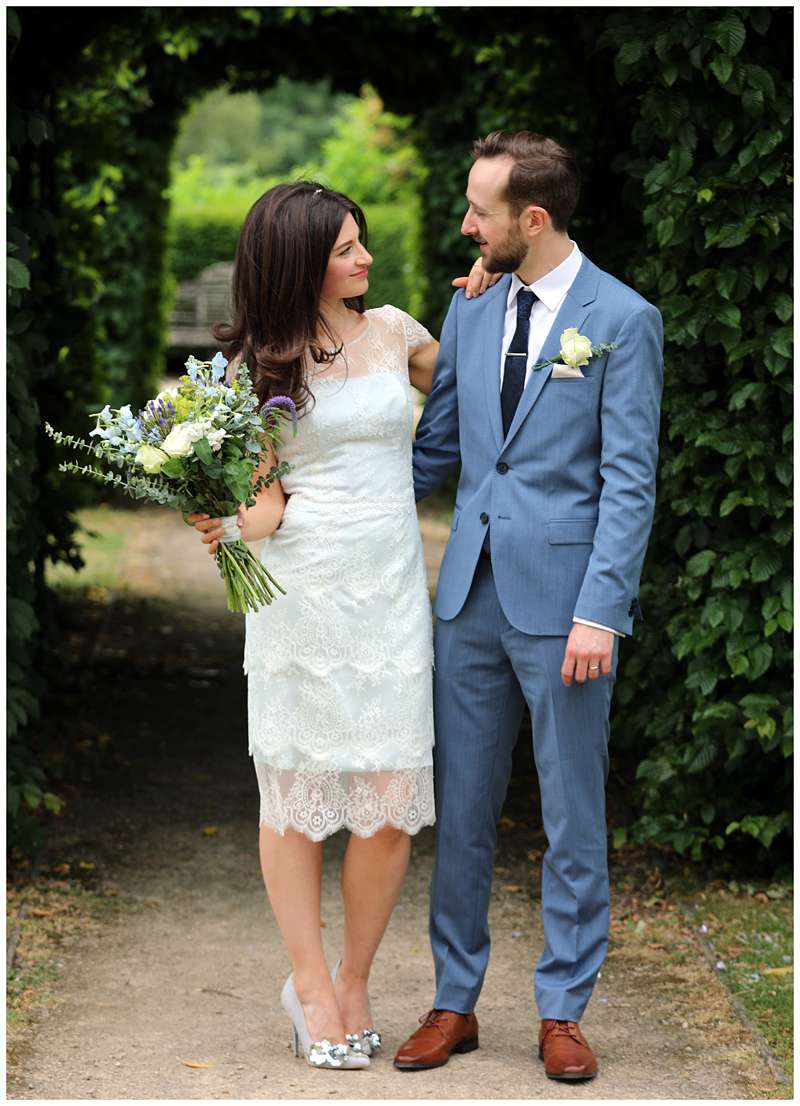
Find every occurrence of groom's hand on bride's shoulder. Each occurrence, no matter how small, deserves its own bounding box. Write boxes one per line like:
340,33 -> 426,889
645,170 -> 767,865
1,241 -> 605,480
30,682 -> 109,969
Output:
451,257 -> 501,300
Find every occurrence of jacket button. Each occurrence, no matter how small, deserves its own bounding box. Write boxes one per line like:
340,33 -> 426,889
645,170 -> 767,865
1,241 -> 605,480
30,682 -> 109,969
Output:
496,462 -> 509,474
480,512 -> 489,524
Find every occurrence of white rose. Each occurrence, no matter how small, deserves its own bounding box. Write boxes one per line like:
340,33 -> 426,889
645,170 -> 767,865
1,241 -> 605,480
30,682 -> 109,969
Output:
206,428 -> 228,452
134,444 -> 169,473
559,328 -> 593,369
161,421 -> 207,457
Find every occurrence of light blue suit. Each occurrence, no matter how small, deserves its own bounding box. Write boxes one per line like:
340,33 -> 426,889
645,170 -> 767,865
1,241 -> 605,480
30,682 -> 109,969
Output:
412,255 -> 663,1021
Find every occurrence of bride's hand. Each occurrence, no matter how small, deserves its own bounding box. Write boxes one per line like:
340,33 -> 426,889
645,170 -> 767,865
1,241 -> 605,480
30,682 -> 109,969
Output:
187,512 -> 224,556
451,257 -> 501,300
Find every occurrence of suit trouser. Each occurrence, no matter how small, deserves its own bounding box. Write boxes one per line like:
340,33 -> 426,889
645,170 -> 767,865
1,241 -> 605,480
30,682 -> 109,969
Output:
429,555 -> 618,1022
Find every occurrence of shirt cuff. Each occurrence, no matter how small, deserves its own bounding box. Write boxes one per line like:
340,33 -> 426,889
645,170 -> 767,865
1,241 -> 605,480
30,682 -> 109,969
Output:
573,617 -> 626,638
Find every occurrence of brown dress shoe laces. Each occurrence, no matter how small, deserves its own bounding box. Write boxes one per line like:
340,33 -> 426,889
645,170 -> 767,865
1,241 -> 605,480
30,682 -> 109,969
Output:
542,1019 -> 583,1043
418,1010 -> 449,1035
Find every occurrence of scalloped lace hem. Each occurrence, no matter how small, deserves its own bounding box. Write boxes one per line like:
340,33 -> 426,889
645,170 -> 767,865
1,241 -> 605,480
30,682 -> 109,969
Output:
253,763 -> 435,842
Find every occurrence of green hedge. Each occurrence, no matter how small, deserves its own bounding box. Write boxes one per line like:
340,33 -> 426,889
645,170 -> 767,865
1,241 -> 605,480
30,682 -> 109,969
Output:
600,8 -> 792,860
168,201 -> 421,315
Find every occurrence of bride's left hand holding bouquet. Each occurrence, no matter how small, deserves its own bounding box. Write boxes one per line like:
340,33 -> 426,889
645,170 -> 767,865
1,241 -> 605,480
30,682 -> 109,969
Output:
45,352 -> 296,613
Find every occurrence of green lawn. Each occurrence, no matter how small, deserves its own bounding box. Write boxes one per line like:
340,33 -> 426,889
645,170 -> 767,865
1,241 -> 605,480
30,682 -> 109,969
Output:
45,505 -> 129,591
686,880 -> 793,1083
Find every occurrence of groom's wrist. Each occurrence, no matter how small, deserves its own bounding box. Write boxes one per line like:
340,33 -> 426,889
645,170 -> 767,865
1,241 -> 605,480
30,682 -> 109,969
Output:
573,616 -> 624,639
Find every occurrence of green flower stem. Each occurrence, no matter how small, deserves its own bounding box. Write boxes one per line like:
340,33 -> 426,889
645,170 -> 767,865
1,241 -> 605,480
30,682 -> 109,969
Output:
214,539 -> 285,613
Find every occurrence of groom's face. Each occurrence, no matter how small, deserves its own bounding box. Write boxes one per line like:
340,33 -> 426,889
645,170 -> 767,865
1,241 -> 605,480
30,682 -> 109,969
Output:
462,156 -> 527,275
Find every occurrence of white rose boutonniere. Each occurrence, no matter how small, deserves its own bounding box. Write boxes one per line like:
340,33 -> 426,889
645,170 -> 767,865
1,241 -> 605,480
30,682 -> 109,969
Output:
559,328 -> 594,368
531,328 -> 618,373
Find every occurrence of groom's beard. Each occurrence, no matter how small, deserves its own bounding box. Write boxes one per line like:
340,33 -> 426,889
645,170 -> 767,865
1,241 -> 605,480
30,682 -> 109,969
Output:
480,228 -> 528,275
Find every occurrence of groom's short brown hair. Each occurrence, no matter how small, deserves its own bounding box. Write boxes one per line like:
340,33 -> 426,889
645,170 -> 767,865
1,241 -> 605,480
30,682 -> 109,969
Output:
472,131 -> 580,232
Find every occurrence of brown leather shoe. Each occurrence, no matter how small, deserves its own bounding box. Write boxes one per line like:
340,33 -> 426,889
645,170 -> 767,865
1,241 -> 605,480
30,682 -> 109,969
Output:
538,1019 -> 598,1081
394,1009 -> 479,1070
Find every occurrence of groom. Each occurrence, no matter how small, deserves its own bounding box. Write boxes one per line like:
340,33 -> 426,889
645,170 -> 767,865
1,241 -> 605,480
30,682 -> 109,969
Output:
396,131 -> 663,1081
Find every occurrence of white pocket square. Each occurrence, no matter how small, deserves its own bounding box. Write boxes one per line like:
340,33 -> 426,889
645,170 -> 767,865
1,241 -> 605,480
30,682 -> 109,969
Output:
550,363 -> 586,379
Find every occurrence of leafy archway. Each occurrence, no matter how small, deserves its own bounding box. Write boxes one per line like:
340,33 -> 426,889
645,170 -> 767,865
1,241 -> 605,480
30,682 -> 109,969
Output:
8,7 -> 792,864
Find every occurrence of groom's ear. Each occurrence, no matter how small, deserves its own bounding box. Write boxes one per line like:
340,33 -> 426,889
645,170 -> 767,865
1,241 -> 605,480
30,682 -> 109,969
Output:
521,204 -> 549,236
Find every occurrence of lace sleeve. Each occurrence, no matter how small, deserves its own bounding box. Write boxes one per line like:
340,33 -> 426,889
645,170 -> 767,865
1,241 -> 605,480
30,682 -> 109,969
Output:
378,304 -> 434,351
398,308 -> 435,351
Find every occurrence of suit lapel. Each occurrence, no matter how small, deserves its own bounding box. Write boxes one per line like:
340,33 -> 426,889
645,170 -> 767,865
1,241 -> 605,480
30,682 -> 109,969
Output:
478,275 -> 511,452
503,256 -> 601,447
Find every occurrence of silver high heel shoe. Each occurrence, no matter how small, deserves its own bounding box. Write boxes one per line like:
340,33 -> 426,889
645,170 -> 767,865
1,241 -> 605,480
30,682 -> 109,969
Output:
332,958 -> 383,1058
280,973 -> 369,1069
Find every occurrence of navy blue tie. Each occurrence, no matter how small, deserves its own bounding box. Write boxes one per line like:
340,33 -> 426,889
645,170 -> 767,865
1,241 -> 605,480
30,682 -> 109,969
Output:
482,288 -> 538,560
500,288 -> 537,438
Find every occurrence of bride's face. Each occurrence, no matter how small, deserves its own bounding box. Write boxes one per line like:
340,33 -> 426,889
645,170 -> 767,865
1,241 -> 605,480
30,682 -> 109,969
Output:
321,213 -> 373,302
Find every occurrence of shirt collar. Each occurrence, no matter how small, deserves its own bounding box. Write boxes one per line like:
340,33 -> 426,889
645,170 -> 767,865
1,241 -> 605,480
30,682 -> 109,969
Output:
507,241 -> 582,313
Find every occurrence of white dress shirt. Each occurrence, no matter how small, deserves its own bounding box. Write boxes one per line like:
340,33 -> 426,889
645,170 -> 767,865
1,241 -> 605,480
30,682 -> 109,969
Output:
501,241 -> 623,639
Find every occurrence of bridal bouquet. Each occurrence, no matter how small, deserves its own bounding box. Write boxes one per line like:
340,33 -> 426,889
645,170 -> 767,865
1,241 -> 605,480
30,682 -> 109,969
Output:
45,353 -> 296,614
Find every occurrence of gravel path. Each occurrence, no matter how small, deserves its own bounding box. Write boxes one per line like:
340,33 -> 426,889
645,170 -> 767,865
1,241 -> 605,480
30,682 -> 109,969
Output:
8,508 -> 780,1099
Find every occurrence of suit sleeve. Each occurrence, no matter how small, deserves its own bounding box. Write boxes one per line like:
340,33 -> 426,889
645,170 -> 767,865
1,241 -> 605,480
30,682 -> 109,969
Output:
412,293 -> 462,501
573,303 -> 664,633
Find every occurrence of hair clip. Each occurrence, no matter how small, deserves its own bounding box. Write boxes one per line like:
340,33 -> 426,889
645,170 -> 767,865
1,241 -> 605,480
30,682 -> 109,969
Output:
313,188 -> 323,195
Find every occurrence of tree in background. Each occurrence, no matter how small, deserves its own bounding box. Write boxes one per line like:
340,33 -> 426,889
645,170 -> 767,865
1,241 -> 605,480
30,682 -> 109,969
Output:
172,77 -> 352,177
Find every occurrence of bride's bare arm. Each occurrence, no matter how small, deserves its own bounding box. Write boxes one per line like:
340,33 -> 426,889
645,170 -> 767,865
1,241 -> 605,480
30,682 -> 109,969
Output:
188,444 -> 286,554
408,338 -> 439,396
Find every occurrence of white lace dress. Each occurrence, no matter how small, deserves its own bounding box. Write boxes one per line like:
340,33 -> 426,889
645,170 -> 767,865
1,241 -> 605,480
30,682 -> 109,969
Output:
244,304 -> 436,841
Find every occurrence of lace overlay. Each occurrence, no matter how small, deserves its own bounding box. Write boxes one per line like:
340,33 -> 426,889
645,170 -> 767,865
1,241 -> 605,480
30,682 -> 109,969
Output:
246,305 -> 436,841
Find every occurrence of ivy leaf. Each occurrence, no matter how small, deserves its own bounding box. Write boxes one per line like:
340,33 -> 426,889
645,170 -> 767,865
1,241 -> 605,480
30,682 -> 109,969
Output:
753,129 -> 783,157
717,303 -> 741,330
775,458 -> 792,486
688,742 -> 717,773
686,550 -> 716,577
742,89 -> 765,116
7,256 -> 30,290
719,491 -> 753,517
710,55 -> 733,85
748,643 -> 773,681
759,161 -> 785,188
160,458 -> 184,479
714,13 -> 747,56
193,437 -> 213,465
713,118 -> 735,155
656,217 -> 674,247
770,327 -> 793,358
618,40 -> 645,65
753,261 -> 770,291
773,292 -> 793,323
750,550 -> 782,583
745,64 -> 776,101
749,9 -> 772,35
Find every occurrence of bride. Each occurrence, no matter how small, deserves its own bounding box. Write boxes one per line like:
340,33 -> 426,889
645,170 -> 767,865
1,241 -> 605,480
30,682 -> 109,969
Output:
189,181 -> 491,1069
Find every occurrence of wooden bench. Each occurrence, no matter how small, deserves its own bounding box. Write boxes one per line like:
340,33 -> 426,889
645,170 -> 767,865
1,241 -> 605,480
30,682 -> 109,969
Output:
168,262 -> 233,350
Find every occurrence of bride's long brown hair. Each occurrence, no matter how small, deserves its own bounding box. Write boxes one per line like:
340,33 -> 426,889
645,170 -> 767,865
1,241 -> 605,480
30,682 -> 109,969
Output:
213,181 -> 368,414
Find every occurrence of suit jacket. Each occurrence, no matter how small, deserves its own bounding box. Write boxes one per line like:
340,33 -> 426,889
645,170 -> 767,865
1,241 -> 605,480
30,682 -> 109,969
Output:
412,255 -> 664,636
